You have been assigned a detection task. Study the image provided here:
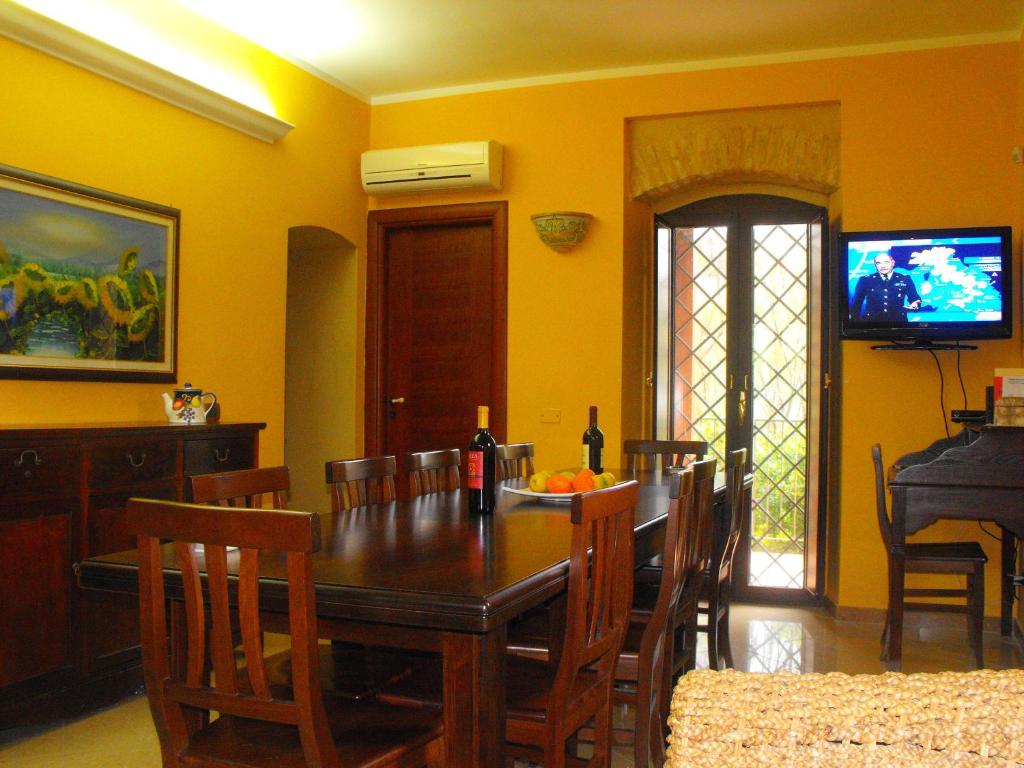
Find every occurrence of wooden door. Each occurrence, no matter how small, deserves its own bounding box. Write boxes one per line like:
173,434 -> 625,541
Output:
366,202 -> 507,495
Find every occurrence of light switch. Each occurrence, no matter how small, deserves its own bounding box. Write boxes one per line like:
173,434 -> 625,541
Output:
540,408 -> 561,424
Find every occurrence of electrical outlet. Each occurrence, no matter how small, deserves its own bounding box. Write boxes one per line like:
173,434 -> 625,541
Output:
540,408 -> 561,424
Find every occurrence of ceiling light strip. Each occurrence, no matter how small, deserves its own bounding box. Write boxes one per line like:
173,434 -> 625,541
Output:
0,2 -> 293,143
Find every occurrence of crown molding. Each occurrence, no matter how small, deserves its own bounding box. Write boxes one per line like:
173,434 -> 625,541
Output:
0,1 -> 293,143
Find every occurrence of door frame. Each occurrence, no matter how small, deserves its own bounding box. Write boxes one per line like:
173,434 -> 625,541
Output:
655,194 -> 831,605
364,201 -> 508,456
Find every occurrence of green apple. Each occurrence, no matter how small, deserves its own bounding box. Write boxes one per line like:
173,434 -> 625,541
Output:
559,470 -> 577,481
592,473 -> 609,490
599,471 -> 616,488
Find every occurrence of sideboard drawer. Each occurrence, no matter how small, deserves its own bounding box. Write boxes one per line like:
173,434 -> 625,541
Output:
0,445 -> 81,500
184,436 -> 253,476
89,439 -> 178,488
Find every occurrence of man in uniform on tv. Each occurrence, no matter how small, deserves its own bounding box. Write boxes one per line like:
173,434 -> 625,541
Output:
849,252 -> 921,321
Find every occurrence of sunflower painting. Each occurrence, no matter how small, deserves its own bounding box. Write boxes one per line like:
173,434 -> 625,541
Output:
0,165 -> 178,381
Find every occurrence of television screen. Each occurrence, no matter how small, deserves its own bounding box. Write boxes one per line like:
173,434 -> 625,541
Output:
840,226 -> 1012,343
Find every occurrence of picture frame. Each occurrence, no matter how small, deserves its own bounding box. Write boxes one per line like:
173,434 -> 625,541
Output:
0,164 -> 178,382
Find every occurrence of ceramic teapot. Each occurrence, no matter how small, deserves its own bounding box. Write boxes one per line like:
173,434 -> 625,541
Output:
162,382 -> 217,425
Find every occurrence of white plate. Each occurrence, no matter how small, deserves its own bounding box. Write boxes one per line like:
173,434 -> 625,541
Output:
503,486 -> 575,503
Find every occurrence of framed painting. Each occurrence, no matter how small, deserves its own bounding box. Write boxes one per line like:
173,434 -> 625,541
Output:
0,164 -> 178,382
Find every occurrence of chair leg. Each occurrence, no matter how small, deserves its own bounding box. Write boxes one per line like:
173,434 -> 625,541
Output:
719,608 -> 734,669
683,611 -> 699,673
589,693 -> 613,768
879,612 -> 890,661
705,612 -> 719,671
969,562 -> 985,669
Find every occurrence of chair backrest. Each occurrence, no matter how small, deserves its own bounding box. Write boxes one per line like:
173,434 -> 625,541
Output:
127,499 -> 334,766
496,442 -> 535,481
689,458 -> 719,581
407,449 -> 461,496
555,481 -> 637,711
710,449 -> 748,584
637,468 -> 694,758
624,439 -> 708,473
190,465 -> 290,509
871,444 -> 892,551
326,456 -> 397,511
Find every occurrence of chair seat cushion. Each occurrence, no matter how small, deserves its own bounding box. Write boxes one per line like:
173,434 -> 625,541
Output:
183,692 -> 442,768
505,655 -> 603,723
906,540 -> 987,564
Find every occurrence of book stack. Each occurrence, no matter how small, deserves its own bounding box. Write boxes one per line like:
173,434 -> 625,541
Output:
994,368 -> 1024,426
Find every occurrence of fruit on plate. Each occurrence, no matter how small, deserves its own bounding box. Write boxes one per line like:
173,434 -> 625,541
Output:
529,470 -> 553,493
545,474 -> 572,494
525,468 -> 617,495
572,468 -> 595,492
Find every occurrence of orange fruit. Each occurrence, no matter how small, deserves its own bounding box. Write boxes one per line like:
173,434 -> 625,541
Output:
546,474 -> 572,494
571,473 -> 595,492
576,468 -> 595,479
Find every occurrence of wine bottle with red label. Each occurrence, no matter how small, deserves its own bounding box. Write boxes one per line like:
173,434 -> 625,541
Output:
468,405 -> 497,513
581,405 -> 604,473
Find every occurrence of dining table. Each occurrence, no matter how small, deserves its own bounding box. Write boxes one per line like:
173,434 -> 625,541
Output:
77,468 -> 732,767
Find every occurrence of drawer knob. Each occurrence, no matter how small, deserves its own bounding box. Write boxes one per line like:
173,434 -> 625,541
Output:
126,451 -> 147,468
14,449 -> 42,468
214,448 -> 231,463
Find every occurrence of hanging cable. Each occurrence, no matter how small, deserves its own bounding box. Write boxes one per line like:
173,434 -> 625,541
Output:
927,349 -> 950,439
955,345 -> 968,410
977,521 -> 1002,541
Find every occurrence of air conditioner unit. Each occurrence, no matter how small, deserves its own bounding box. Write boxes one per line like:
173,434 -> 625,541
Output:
361,140 -> 503,195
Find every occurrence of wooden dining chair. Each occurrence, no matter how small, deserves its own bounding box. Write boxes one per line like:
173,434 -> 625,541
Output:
190,465 -> 290,511
407,449 -> 461,496
191,465 -> 412,701
872,444 -> 986,670
631,458 -> 716,682
496,442 -> 535,481
379,481 -> 638,767
624,439 -> 708,473
508,470 -> 695,768
326,455 -> 397,511
697,447 -> 748,670
128,498 -> 444,768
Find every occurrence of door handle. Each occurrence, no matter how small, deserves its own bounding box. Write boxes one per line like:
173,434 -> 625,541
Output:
390,397 -> 406,404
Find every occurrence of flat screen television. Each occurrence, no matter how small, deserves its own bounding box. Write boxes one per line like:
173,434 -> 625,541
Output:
840,226 -> 1012,346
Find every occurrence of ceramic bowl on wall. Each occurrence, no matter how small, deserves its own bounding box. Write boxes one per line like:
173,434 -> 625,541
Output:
531,211 -> 593,252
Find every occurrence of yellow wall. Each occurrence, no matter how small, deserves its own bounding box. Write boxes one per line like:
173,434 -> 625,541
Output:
0,32 -> 370,468
370,43 -> 1022,614
6,26 -> 1022,617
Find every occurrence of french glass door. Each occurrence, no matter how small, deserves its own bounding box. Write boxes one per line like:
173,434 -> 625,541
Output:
654,195 -> 828,602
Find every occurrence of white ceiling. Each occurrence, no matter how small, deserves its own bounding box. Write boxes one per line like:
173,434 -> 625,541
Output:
8,0 -> 1024,104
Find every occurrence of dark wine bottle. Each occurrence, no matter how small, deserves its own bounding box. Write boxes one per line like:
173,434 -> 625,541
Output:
468,405 -> 497,514
581,405 -> 604,473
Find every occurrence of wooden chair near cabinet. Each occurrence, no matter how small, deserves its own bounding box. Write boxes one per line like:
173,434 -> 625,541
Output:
326,456 -> 397,511
696,448 -> 748,670
128,498 -> 444,768
190,465 -> 412,701
406,449 -> 461,496
872,444 -> 986,670
496,442 -> 535,481
623,439 -> 708,474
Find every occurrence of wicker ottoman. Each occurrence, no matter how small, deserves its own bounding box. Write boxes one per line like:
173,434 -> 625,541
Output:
666,668 -> 1024,766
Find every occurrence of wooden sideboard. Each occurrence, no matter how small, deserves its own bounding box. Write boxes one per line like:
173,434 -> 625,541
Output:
0,421 -> 265,732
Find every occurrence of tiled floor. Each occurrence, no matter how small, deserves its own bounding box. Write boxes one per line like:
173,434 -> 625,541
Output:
3,603 -> 1022,767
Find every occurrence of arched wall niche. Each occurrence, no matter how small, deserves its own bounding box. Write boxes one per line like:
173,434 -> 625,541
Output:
629,102 -> 841,206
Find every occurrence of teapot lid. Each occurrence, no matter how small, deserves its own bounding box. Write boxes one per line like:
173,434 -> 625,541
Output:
175,381 -> 201,394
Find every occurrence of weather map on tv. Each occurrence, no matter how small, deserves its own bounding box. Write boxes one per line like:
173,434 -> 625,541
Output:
840,226 -> 1012,341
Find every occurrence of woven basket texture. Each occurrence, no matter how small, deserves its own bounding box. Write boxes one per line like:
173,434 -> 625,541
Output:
667,668 -> 1024,767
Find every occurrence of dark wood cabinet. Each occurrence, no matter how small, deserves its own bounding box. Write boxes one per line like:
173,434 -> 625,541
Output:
0,422 -> 264,732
